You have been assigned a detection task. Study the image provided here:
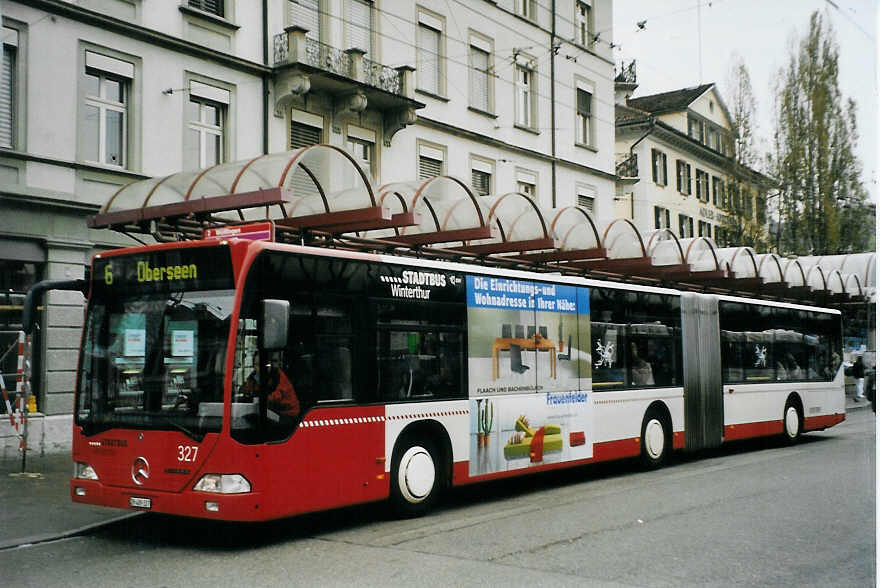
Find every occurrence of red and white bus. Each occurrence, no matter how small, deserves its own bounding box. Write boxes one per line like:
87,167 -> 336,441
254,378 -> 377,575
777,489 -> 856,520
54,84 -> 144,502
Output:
68,237 -> 845,520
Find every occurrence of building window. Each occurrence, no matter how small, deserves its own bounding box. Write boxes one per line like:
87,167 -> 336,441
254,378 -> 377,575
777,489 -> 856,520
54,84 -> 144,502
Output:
289,0 -> 320,40
654,206 -> 671,230
651,149 -> 667,186
183,81 -> 229,170
345,0 -> 373,58
188,0 -> 224,18
698,220 -> 712,237
185,97 -> 223,169
687,115 -> 704,143
576,1 -> 593,47
712,176 -> 722,206
471,169 -> 491,196
517,169 -> 538,199
83,52 -> 133,168
347,126 -> 375,178
515,0 -> 535,20
756,196 -> 767,225
578,195 -> 595,212
469,41 -> 491,113
471,157 -> 493,196
695,169 -> 709,202
714,225 -> 725,246
676,160 -> 691,195
417,11 -> 444,96
576,88 -> 592,146
290,118 -> 322,149
577,184 -> 597,213
418,143 -> 445,179
518,180 -> 536,198
515,62 -> 536,129
678,214 -> 694,238
1,27 -> 17,149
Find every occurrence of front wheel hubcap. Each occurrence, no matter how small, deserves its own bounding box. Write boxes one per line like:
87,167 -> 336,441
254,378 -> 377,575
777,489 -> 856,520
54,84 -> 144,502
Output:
398,446 -> 435,504
785,406 -> 799,438
645,419 -> 665,459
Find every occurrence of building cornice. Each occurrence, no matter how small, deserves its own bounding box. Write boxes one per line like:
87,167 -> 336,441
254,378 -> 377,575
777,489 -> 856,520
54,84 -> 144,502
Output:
14,0 -> 270,75
0,148 -> 151,181
416,117 -> 617,181
1,190 -> 101,214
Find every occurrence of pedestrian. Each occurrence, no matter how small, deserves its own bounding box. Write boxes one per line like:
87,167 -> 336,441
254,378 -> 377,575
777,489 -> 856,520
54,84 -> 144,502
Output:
852,355 -> 866,402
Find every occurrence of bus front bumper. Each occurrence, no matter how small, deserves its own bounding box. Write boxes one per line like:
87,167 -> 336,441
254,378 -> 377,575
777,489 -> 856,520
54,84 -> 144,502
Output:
70,478 -> 267,521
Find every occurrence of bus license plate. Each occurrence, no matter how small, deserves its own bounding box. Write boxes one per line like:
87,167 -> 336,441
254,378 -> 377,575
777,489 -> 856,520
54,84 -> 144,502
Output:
129,496 -> 152,509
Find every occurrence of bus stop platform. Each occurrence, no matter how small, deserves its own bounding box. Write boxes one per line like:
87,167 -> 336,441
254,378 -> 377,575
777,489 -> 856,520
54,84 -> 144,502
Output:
0,395 -> 871,551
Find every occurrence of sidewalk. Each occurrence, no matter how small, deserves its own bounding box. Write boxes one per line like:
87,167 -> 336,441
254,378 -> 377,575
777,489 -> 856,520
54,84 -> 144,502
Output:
0,396 -> 871,550
0,453 -> 136,550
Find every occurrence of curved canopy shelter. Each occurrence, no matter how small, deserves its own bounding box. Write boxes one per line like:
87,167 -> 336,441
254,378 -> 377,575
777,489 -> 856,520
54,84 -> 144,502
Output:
570,218 -> 651,275
755,253 -> 785,284
89,146 -> 409,239
515,206 -> 605,264
368,176 -> 492,246
645,229 -> 684,266
446,192 -> 557,255
781,258 -> 814,299
799,253 -> 875,302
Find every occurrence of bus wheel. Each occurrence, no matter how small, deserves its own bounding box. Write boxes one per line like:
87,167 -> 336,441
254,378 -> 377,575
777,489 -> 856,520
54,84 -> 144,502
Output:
391,437 -> 438,517
782,400 -> 802,444
640,410 -> 669,469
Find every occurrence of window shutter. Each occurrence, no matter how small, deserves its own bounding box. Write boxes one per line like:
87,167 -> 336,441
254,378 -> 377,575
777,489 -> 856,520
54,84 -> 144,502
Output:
189,0 -> 223,17
290,0 -> 321,41
290,121 -> 322,149
651,149 -> 658,183
289,122 -> 323,195
470,46 -> 489,111
418,24 -> 440,94
471,169 -> 490,195
0,45 -> 14,148
419,156 -> 443,179
578,195 -> 594,212
346,0 -> 372,57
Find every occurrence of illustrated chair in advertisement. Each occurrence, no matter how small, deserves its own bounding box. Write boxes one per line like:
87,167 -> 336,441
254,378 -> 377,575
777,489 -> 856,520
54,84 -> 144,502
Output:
558,335 -> 572,361
510,343 -> 530,374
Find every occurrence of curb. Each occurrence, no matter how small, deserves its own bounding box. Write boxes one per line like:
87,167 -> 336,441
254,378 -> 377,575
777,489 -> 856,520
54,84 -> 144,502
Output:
0,512 -> 142,551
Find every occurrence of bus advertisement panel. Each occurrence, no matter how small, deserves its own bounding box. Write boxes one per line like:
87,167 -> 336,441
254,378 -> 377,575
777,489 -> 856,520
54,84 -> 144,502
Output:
466,276 -> 593,475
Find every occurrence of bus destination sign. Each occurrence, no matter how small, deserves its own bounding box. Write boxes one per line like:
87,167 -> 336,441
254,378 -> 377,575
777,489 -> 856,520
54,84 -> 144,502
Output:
92,245 -> 234,296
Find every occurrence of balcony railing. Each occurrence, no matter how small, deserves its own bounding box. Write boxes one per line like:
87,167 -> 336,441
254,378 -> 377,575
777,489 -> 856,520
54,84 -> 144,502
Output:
616,153 -> 638,178
273,28 -> 406,97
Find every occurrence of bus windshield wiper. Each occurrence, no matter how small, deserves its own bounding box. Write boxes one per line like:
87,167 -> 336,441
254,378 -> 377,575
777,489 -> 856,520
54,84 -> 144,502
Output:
162,415 -> 202,441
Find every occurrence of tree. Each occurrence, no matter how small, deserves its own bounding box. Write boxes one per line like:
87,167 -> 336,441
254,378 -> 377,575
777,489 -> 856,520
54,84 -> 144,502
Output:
719,54 -> 772,250
770,11 -> 873,255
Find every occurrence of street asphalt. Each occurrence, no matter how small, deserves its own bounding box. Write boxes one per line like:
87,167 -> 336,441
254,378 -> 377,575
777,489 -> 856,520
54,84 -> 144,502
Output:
0,396 -> 871,552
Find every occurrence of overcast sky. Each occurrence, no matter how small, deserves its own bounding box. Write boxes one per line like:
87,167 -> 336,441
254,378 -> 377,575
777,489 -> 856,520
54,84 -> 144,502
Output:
612,0 -> 878,203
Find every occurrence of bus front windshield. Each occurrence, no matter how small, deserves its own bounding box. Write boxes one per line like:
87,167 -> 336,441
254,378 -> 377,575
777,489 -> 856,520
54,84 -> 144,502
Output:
76,247 -> 235,440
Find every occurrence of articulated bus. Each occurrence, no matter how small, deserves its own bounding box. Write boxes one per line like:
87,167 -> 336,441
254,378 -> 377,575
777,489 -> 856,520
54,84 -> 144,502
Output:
69,238 -> 845,520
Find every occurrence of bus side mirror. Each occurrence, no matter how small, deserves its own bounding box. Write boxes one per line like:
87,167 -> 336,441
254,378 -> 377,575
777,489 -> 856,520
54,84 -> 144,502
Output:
262,299 -> 290,350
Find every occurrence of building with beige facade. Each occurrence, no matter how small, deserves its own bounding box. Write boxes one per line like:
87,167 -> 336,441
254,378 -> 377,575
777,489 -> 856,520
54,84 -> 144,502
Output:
614,68 -> 773,243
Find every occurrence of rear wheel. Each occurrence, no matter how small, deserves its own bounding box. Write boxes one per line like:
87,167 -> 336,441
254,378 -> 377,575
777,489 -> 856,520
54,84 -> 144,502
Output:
640,410 -> 670,469
782,400 -> 802,444
390,437 -> 439,517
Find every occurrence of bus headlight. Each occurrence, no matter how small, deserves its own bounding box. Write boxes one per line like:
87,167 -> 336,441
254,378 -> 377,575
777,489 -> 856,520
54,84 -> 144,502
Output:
75,462 -> 99,480
193,474 -> 251,494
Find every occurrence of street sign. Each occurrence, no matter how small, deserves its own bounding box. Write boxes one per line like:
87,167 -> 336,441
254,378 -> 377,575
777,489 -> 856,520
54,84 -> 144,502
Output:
203,221 -> 275,242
